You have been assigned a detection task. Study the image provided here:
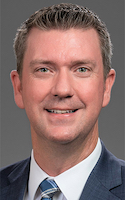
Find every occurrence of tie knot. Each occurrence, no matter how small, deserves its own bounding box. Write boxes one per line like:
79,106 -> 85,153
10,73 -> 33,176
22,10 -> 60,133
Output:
40,179 -> 60,199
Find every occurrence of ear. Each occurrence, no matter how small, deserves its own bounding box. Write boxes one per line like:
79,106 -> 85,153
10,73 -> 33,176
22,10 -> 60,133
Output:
10,70 -> 24,109
102,69 -> 116,107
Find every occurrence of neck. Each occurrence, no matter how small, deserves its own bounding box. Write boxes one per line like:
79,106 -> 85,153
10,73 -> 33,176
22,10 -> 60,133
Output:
32,130 -> 98,176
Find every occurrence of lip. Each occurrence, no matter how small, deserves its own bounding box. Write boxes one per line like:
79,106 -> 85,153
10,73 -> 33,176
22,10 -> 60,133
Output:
45,108 -> 78,119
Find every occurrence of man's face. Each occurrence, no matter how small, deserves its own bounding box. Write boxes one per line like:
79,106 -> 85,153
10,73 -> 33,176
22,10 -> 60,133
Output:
11,28 -> 115,144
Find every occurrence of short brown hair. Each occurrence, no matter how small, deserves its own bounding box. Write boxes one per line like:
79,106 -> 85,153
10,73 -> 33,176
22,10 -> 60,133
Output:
14,3 -> 113,79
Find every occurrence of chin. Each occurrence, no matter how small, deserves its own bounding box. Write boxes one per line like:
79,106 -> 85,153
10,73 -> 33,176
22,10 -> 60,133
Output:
46,129 -> 79,145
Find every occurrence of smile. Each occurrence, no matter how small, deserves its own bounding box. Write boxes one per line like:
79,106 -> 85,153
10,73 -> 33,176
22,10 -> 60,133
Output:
46,109 -> 77,114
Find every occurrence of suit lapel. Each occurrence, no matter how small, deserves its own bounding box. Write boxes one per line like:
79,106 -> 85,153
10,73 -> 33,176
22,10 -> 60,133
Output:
79,142 -> 122,200
3,158 -> 30,200
79,170 -> 121,200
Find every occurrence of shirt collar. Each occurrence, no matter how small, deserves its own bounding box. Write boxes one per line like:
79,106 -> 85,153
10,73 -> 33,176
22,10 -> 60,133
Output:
28,138 -> 102,200
28,151 -> 49,200
54,138 -> 102,200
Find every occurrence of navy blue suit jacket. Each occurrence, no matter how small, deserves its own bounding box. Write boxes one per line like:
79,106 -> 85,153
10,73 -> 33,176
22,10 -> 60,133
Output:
0,142 -> 125,200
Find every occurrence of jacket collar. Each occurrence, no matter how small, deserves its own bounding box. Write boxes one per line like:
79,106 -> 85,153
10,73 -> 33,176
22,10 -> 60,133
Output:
79,141 -> 122,200
4,158 -> 30,200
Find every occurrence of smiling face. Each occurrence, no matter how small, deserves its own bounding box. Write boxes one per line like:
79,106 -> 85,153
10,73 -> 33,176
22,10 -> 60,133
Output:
11,28 -> 115,146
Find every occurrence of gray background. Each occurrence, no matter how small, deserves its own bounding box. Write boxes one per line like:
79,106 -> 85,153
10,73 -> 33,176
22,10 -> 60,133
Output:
1,0 -> 125,168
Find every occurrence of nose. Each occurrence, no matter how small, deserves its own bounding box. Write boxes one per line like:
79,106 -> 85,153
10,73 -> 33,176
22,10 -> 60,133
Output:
51,69 -> 74,98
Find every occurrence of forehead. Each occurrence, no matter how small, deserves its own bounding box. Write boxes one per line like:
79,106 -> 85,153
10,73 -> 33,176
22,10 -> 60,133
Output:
24,27 -> 102,66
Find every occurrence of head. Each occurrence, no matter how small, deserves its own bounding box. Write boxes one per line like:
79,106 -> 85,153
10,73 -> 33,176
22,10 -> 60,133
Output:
11,3 -> 115,150
14,3 -> 112,80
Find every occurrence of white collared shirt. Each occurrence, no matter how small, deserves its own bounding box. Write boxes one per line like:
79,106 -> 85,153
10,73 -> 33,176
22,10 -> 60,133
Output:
24,138 -> 102,200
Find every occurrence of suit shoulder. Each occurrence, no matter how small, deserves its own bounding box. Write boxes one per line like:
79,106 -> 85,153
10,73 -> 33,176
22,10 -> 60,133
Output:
101,141 -> 125,166
0,158 -> 30,174
111,153 -> 125,168
118,158 -> 125,166
0,158 -> 30,186
116,157 -> 125,178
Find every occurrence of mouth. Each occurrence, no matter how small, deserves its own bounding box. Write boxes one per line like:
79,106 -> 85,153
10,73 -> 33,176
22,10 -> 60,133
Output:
46,109 -> 78,114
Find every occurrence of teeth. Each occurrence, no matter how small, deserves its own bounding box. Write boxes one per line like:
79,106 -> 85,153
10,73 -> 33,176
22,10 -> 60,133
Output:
47,110 -> 75,114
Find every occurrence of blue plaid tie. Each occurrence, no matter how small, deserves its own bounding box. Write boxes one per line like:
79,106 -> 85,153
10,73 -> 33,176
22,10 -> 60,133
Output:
40,179 -> 60,199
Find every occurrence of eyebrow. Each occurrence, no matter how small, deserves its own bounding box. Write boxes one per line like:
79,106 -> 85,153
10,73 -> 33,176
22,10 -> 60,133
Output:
29,59 -> 56,67
29,59 -> 97,68
71,59 -> 96,68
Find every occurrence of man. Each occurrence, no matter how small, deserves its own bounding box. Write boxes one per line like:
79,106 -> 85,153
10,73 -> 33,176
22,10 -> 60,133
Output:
0,3 -> 125,200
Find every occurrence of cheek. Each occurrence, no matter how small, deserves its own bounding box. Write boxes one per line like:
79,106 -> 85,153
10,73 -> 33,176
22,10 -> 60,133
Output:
21,79 -> 50,106
76,79 -> 104,106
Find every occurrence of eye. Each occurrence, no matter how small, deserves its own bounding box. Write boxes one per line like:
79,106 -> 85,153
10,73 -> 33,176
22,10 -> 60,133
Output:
77,67 -> 88,73
38,67 -> 50,72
